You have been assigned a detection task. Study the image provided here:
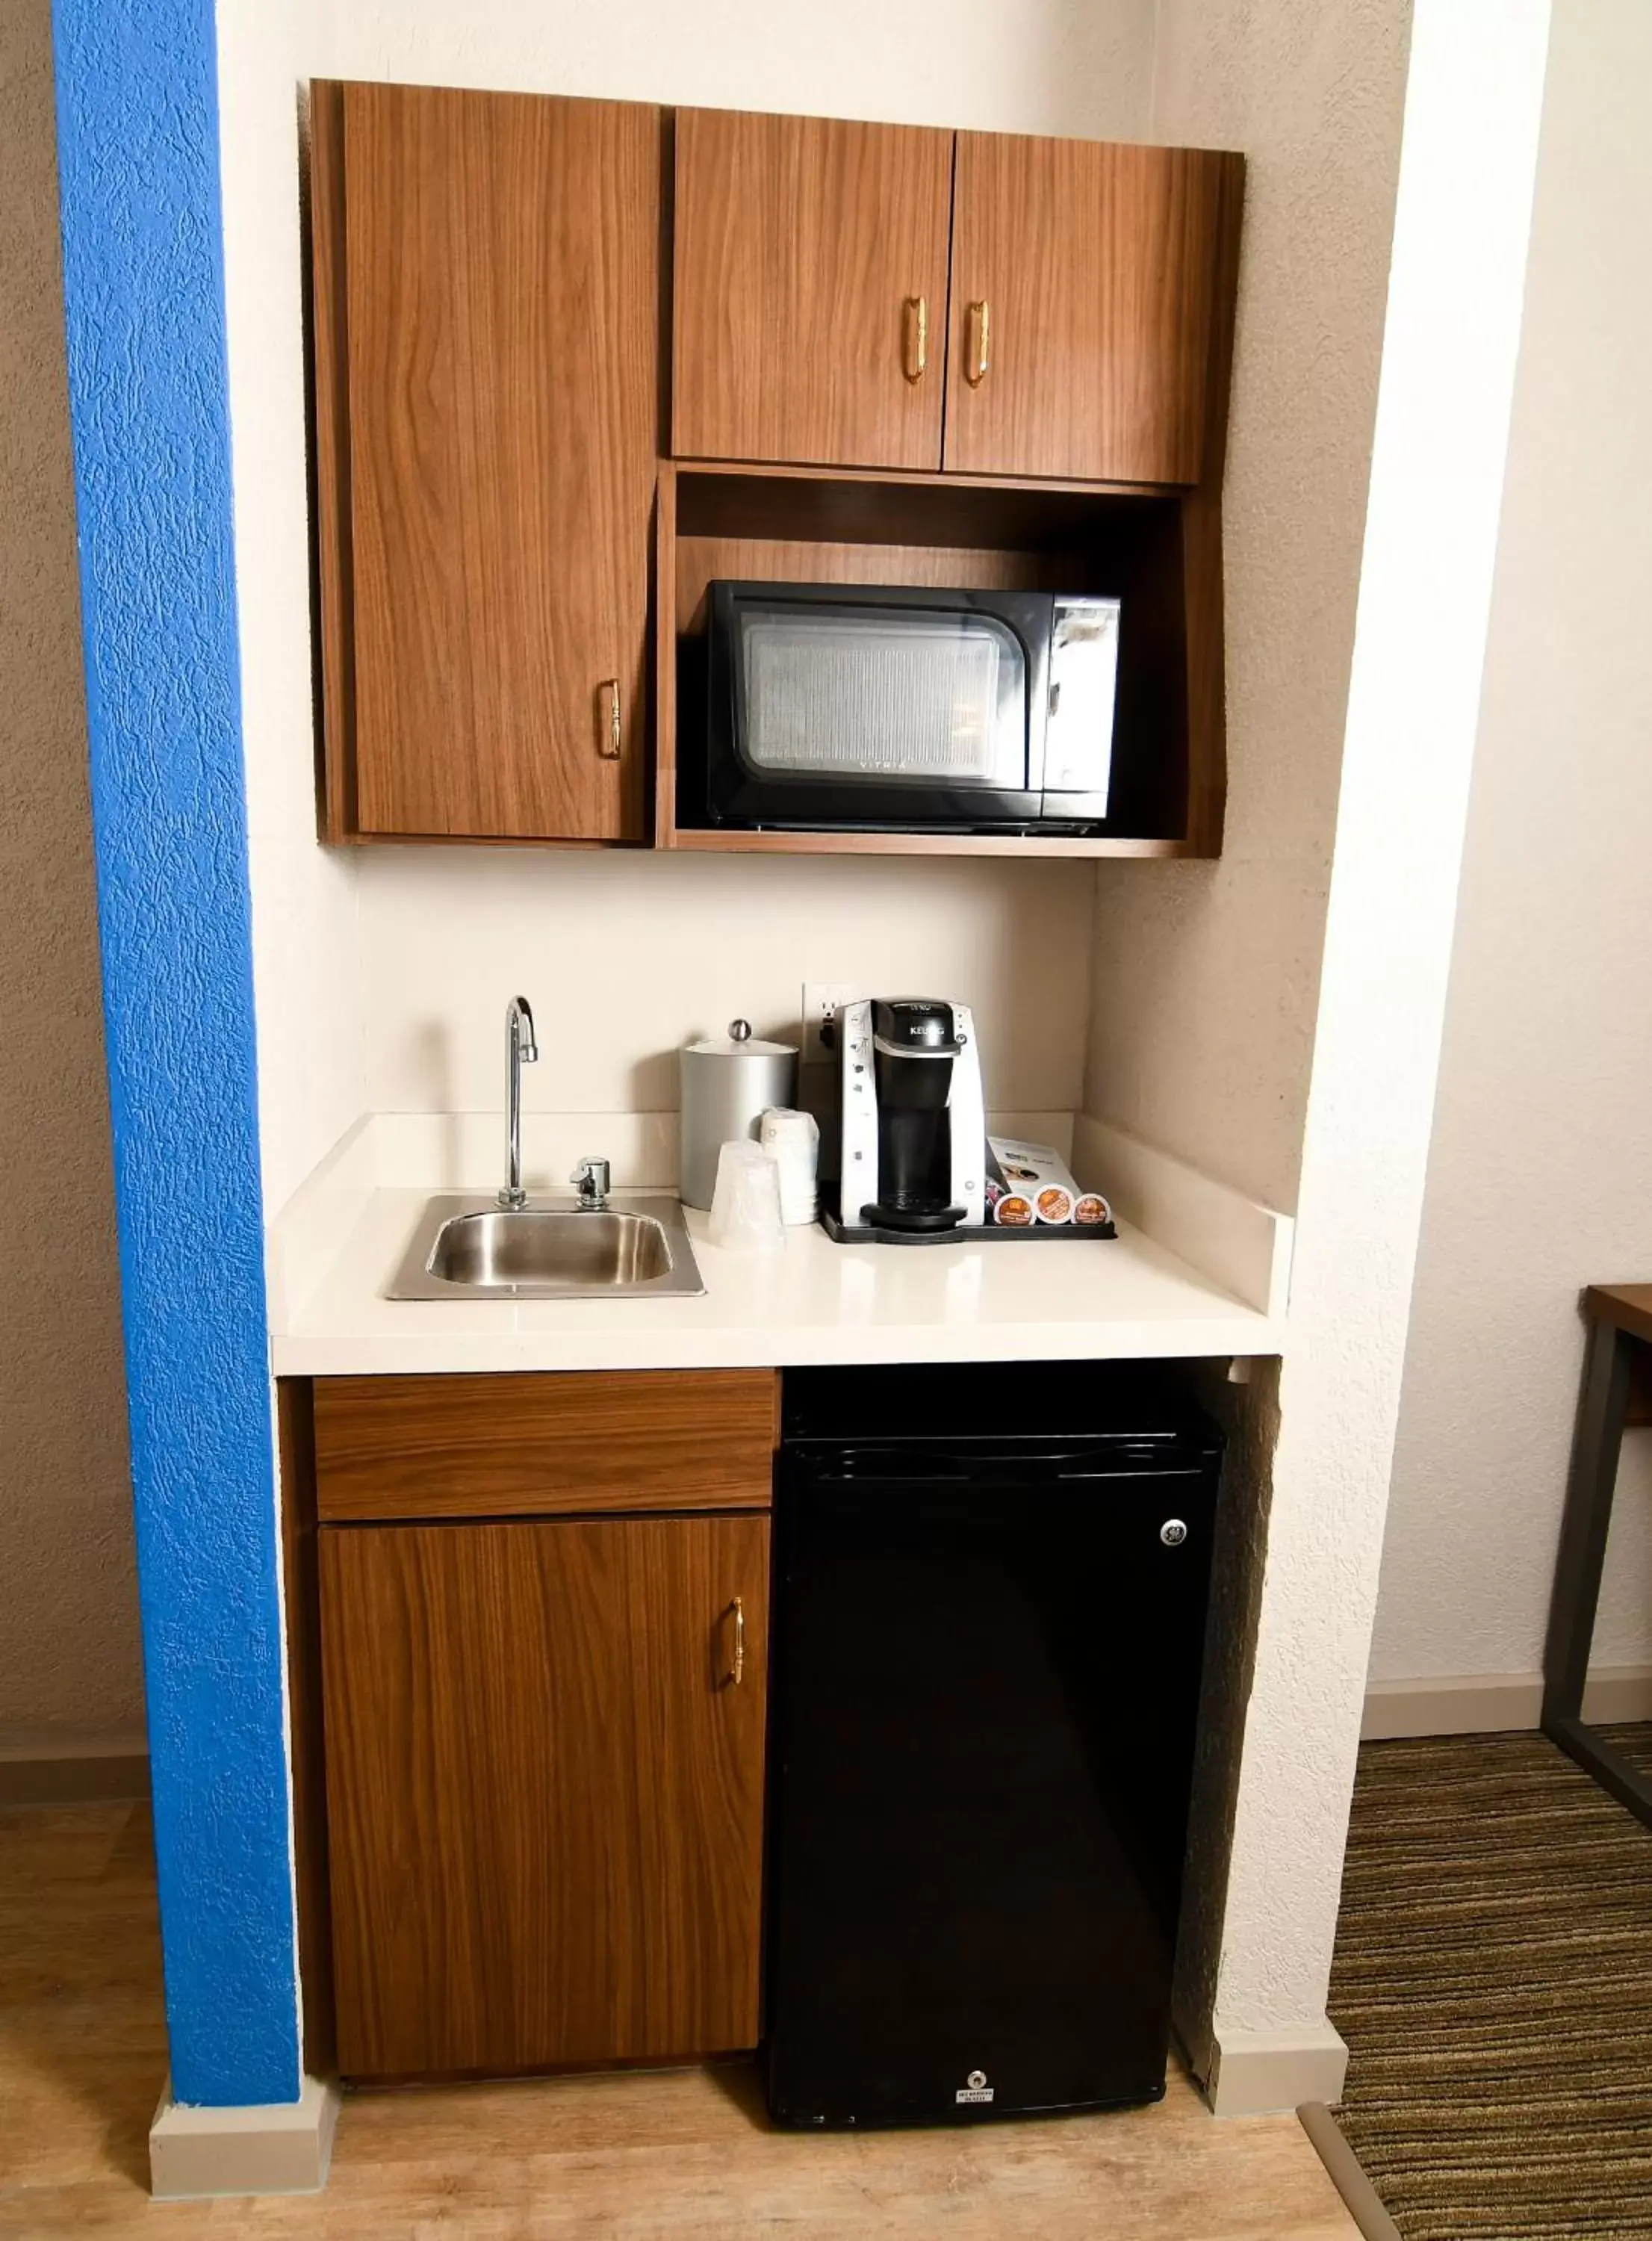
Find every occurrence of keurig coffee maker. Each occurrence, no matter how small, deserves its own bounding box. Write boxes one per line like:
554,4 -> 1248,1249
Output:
834,998 -> 986,1231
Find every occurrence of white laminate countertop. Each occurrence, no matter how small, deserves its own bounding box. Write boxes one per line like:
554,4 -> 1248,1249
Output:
270,1188 -> 1285,1377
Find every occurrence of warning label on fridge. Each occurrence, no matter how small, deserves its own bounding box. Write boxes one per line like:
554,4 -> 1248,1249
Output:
956,2069 -> 994,2104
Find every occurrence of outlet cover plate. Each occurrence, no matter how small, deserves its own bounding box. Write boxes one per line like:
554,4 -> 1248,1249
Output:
802,982 -> 860,1064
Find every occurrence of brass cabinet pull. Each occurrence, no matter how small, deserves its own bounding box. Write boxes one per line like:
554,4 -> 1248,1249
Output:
599,677 -> 622,760
727,1595 -> 746,1687
966,298 -> 991,388
903,294 -> 928,384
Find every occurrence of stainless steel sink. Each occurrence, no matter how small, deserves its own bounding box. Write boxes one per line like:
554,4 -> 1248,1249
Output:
388,1193 -> 705,1301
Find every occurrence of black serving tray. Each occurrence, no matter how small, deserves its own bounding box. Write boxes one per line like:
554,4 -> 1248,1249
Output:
819,1189 -> 1117,1247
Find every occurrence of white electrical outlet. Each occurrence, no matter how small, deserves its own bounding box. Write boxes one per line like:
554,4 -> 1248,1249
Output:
801,982 -> 860,1064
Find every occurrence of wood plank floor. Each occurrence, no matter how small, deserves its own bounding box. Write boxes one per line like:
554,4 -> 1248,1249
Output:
0,1802 -> 1359,2239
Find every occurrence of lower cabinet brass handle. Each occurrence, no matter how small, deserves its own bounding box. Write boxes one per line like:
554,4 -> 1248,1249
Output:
599,677 -> 622,760
903,294 -> 928,384
966,297 -> 991,388
728,1596 -> 746,1687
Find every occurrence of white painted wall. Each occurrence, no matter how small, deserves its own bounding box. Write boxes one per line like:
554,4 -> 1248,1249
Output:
217,0 -> 363,1221
1370,0 -> 1652,1695
311,0 -> 1155,132
358,851 -> 1093,1121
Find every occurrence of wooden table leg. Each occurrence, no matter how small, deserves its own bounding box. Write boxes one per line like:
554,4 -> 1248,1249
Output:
1541,1316 -> 1652,1829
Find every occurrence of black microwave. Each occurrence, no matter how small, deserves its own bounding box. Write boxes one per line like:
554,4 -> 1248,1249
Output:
680,582 -> 1121,836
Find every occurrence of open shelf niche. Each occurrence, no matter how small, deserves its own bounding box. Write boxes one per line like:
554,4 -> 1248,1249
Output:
653,459 -> 1227,859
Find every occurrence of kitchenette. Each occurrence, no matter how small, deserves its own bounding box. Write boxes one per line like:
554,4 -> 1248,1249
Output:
238,63 -> 1308,2150
277,1203 -> 1283,2123
270,979 -> 1290,2108
37,0 -> 1548,2209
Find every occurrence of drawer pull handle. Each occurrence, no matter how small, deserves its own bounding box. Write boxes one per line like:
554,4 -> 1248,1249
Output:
903,294 -> 928,384
599,677 -> 622,760
727,1595 -> 746,1687
966,298 -> 991,388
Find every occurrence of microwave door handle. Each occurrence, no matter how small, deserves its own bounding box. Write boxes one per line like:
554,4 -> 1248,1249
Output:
1026,596 -> 1055,799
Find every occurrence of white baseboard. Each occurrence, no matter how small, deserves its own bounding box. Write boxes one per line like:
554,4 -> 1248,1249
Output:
149,2074 -> 339,2199
1204,2018 -> 1349,2117
1581,1667 -> 1652,1723
1361,1664 -> 1652,1739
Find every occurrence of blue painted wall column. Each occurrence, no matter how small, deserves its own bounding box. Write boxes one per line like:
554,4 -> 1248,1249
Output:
50,0 -> 300,2106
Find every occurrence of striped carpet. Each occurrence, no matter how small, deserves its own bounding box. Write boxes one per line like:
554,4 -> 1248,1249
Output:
1328,1725 -> 1652,2240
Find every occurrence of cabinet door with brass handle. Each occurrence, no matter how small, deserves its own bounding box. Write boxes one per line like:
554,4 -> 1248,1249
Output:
964,298 -> 991,388
316,81 -> 655,841
673,108 -> 952,470
722,1594 -> 748,1685
902,295 -> 929,385
598,676 -> 623,762
320,1510 -> 771,2080
944,130 -> 1241,484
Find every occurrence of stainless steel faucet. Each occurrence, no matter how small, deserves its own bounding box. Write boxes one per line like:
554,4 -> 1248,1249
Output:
498,995 -> 538,1209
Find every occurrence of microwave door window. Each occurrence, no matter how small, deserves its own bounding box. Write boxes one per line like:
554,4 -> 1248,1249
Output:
739,613 -> 1028,790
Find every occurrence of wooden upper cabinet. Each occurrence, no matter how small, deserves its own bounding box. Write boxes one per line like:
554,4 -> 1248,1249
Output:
943,134 -> 1241,486
671,109 -> 953,471
313,82 -> 659,840
321,1513 -> 770,2077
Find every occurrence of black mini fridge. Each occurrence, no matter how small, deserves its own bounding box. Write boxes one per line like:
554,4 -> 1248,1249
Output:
764,1363 -> 1224,2129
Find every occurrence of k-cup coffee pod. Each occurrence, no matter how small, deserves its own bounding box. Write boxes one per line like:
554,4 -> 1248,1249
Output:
990,1136 -> 1083,1224
994,1193 -> 1036,1227
1074,1192 -> 1113,1227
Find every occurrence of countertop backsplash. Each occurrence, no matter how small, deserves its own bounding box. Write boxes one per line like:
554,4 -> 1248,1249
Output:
353,847 -> 1097,1122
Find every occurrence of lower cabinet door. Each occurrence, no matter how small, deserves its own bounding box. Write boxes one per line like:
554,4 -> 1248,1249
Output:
319,1513 -> 770,2078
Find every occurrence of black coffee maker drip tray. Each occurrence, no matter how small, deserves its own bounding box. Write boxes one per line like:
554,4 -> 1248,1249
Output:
819,1188 -> 1117,1247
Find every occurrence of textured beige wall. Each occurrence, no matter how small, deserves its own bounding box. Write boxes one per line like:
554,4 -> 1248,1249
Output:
1086,0 -> 1414,1213
0,0 -> 144,1749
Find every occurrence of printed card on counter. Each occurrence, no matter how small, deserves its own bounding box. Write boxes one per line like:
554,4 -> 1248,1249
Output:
985,1138 -> 1114,1229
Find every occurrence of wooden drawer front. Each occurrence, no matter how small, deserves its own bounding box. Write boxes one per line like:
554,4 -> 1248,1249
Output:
313,1370 -> 777,1522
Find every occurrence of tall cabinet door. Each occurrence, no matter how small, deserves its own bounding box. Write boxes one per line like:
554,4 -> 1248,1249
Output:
329,83 -> 659,839
320,1514 -> 770,2077
943,134 -> 1239,486
672,109 -> 953,470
